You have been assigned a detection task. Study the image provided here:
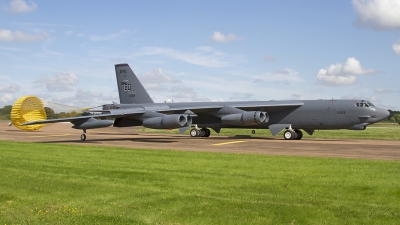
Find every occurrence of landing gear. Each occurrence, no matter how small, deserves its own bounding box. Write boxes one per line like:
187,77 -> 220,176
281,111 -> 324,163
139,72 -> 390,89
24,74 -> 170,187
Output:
80,129 -> 87,141
190,127 -> 211,137
283,129 -> 303,140
252,129 -> 256,134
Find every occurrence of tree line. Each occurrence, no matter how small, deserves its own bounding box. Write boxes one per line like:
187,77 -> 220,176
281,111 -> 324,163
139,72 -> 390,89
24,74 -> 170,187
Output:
1,105 -> 400,124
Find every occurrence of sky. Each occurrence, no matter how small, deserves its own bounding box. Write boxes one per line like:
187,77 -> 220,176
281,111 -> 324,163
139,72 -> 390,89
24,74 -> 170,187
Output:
0,0 -> 399,110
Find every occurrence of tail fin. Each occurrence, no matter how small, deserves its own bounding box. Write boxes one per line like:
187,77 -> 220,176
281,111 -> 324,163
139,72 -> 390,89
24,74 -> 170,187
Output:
115,64 -> 154,104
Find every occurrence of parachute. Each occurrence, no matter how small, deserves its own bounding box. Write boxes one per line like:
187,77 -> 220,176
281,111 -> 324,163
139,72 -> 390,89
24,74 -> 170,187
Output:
10,96 -> 47,131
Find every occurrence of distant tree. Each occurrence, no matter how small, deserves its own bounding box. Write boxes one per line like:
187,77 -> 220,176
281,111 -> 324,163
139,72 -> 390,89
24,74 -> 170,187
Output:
44,107 -> 58,119
0,105 -> 12,120
394,115 -> 400,125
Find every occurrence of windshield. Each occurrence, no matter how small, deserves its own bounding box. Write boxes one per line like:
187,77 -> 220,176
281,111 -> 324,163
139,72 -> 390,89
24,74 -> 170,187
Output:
356,100 -> 375,107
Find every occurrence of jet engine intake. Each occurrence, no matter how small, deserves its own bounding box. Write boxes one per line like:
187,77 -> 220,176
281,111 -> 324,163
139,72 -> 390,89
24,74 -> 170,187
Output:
72,117 -> 114,129
142,114 -> 192,129
221,111 -> 268,126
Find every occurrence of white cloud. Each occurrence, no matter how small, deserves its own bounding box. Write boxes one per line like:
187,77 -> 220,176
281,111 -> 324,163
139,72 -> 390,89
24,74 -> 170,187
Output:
90,30 -> 127,42
291,94 -> 304,100
229,93 -> 255,100
316,57 -> 378,86
141,46 -> 233,68
209,31 -> 244,43
169,86 -> 210,102
252,69 -> 303,83
0,46 -> 22,51
375,88 -> 392,94
0,83 -> 19,93
264,56 -> 275,62
140,68 -> 181,83
0,94 -> 14,104
352,0 -> 400,30
393,40 -> 400,55
35,72 -> 78,92
4,0 -> 37,13
0,29 -> 48,42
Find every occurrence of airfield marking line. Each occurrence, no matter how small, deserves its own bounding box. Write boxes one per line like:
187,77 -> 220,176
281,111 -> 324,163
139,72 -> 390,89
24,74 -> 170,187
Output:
212,140 -> 247,146
29,134 -> 73,138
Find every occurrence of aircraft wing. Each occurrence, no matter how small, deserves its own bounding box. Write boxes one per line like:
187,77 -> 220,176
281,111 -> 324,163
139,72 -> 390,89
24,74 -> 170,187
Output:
22,101 -> 303,127
156,101 -> 304,114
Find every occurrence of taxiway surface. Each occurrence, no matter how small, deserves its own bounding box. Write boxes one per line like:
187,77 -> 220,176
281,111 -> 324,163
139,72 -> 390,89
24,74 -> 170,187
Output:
1,121 -> 399,160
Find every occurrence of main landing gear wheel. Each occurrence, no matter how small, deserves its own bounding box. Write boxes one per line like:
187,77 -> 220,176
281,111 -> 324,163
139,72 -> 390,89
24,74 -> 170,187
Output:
190,128 -> 199,137
283,129 -> 303,140
190,128 -> 211,137
294,130 -> 303,140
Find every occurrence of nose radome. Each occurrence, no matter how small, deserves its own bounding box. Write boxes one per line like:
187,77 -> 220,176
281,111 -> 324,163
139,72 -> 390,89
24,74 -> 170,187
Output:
379,109 -> 390,119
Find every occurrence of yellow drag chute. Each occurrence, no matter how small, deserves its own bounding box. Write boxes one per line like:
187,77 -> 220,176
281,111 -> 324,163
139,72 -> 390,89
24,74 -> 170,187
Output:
11,96 -> 47,131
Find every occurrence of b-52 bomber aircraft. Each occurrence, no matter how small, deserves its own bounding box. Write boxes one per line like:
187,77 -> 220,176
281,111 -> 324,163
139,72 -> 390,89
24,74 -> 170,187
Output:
23,63 -> 390,141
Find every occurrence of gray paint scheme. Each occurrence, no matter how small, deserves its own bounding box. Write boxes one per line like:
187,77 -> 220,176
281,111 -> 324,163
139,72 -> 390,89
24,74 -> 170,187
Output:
23,63 -> 390,140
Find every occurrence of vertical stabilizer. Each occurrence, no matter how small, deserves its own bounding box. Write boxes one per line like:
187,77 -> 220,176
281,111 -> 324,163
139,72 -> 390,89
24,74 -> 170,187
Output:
115,64 -> 154,104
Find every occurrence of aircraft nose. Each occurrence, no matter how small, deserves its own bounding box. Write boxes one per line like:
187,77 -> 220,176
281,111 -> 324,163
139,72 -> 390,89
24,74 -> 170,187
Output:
378,108 -> 390,120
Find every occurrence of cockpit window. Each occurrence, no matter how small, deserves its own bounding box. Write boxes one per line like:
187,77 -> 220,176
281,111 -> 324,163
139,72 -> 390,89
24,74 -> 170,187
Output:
356,100 -> 375,107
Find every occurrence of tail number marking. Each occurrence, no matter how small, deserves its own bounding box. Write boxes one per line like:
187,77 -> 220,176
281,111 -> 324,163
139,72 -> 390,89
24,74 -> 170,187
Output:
124,84 -> 131,91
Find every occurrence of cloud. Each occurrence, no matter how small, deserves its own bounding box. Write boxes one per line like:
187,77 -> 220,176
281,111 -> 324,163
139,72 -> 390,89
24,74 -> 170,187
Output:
208,31 -> 244,43
375,88 -> 393,94
0,83 -> 19,93
140,68 -> 181,83
169,86 -> 210,101
0,94 -> 14,104
229,92 -> 255,100
352,0 -> 400,30
35,72 -> 78,92
252,69 -> 302,83
141,46 -> 233,68
4,0 -> 37,13
0,29 -> 48,42
264,56 -> 275,62
291,94 -> 304,100
393,40 -> 400,55
90,30 -> 127,42
316,57 -> 378,86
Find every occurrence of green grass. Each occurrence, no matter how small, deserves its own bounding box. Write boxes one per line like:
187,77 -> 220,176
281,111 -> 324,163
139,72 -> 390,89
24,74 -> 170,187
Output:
1,141 -> 400,224
137,123 -> 400,140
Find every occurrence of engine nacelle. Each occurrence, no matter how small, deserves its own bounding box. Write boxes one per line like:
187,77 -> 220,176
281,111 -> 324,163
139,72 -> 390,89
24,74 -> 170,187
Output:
142,114 -> 192,129
72,118 -> 114,129
347,123 -> 368,130
221,111 -> 268,126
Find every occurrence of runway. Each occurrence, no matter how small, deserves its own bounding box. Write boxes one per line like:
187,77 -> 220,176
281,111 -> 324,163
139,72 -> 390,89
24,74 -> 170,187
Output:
1,121 -> 400,160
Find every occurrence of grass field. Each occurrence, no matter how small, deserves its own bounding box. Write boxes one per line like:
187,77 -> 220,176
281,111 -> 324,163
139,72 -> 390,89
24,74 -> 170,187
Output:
137,123 -> 400,140
1,141 -> 399,224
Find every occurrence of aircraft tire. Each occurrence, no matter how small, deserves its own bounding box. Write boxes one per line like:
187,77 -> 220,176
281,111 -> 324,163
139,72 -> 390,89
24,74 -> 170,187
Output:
201,128 -> 211,137
252,130 -> 255,134
190,129 -> 199,137
199,129 -> 205,137
205,128 -> 211,137
295,130 -> 303,140
283,130 -> 293,140
80,133 -> 86,141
